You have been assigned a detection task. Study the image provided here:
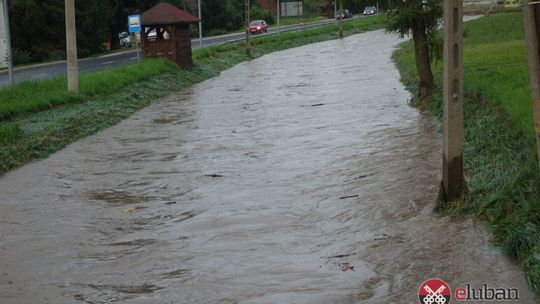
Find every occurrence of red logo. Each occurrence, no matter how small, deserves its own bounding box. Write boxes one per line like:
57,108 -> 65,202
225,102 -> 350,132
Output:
418,278 -> 451,304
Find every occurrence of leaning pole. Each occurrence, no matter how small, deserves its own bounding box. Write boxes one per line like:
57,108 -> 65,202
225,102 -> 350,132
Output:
442,0 -> 464,202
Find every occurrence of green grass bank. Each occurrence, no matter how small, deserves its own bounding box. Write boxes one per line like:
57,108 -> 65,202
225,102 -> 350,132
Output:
0,16 -> 386,176
393,12 -> 540,292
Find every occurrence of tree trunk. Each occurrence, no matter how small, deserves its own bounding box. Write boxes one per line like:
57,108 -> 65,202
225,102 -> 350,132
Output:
110,31 -> 121,50
412,22 -> 434,100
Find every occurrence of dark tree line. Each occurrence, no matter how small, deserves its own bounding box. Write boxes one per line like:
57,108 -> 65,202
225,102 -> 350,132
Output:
7,0 -> 272,64
8,0 -> 433,72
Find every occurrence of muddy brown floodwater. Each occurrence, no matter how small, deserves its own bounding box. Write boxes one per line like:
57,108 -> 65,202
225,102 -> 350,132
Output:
0,30 -> 536,303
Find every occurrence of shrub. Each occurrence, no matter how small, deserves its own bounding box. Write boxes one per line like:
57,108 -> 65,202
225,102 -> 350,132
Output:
251,6 -> 275,24
0,124 -> 22,146
12,48 -> 32,66
207,29 -> 228,37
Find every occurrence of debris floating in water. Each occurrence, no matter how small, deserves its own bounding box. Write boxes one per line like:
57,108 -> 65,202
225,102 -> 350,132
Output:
204,174 -> 224,178
339,263 -> 355,272
123,206 -> 147,213
339,194 -> 359,200
327,252 -> 358,259
374,233 -> 390,241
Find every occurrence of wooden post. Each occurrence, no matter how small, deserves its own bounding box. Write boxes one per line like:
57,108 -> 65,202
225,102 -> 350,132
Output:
523,1 -> 540,172
442,0 -> 464,201
65,0 -> 79,92
245,0 -> 251,57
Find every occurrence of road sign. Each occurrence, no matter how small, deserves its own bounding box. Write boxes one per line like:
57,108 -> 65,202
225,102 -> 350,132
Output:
128,15 -> 141,33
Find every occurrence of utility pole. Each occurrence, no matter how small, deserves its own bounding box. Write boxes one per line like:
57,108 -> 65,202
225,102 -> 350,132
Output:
338,0 -> 343,38
301,0 -> 304,28
442,0 -> 464,201
334,0 -> 337,19
277,0 -> 280,34
523,0 -> 540,172
1,0 -> 13,85
245,0 -> 251,57
65,0 -> 78,92
198,0 -> 202,48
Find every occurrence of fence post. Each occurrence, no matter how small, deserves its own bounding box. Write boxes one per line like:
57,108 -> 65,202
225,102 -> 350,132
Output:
442,0 -> 464,201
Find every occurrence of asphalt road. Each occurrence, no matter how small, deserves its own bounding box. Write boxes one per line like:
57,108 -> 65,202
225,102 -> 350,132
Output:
0,17 -> 362,87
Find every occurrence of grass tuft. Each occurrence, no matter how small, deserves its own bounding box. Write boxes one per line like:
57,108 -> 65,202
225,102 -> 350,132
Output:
0,59 -> 177,120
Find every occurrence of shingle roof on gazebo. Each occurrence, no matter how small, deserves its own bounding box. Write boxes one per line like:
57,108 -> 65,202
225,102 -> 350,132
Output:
141,2 -> 199,26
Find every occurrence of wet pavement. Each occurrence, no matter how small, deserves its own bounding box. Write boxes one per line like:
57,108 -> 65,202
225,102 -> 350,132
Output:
0,30 -> 536,303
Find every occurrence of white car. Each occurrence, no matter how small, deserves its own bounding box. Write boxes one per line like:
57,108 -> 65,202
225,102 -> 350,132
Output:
363,6 -> 377,15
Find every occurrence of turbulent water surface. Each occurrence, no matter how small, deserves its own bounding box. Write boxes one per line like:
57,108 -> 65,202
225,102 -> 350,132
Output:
0,30 -> 535,303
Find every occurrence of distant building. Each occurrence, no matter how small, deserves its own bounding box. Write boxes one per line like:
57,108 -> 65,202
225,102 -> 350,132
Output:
258,0 -> 304,18
258,0 -> 278,15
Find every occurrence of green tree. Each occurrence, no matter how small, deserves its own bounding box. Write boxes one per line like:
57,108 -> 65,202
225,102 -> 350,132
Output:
10,0 -> 113,61
386,0 -> 442,100
10,0 -> 65,62
223,0 -> 245,30
76,1 -> 113,57
201,0 -> 227,34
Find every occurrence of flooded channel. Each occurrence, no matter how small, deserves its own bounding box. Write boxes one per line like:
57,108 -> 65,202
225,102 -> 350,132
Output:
0,30 -> 535,303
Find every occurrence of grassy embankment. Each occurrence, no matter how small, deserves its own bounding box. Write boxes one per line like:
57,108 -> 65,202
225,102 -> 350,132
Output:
0,16 -> 386,175
393,12 -> 540,291
276,16 -> 327,26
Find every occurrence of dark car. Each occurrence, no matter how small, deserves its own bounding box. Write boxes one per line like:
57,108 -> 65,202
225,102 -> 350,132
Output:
363,6 -> 377,15
248,20 -> 268,34
336,9 -> 353,20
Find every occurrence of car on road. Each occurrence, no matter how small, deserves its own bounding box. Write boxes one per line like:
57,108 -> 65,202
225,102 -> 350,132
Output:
248,20 -> 268,34
336,9 -> 353,20
363,6 -> 377,16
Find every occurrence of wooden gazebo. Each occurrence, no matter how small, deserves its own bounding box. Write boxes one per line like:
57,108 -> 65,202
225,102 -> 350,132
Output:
319,0 -> 334,19
140,2 -> 199,68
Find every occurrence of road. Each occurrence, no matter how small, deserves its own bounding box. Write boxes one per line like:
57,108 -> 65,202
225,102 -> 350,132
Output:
0,17 -> 357,87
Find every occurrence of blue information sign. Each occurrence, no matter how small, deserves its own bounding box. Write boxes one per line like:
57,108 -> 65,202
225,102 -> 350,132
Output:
128,15 -> 141,33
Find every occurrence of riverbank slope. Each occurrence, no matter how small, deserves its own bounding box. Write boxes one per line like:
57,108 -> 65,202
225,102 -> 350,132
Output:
393,11 -> 540,292
0,16 -> 385,175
